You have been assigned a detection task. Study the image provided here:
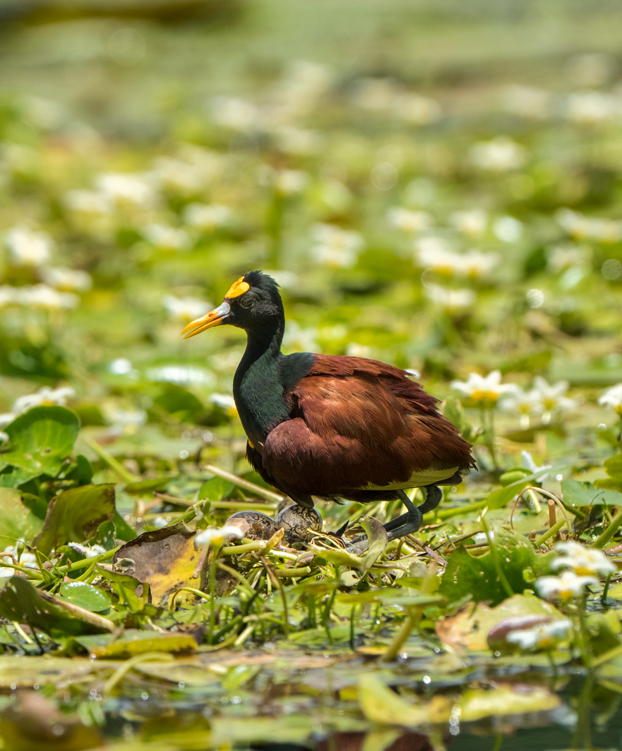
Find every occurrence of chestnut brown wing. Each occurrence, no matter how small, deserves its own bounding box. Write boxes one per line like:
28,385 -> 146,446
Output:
260,356 -> 473,498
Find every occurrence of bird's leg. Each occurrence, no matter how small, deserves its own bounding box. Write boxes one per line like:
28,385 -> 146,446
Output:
385,490 -> 423,543
418,484 -> 442,515
383,485 -> 441,533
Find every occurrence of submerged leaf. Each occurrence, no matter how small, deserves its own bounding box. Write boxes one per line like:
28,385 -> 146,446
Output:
74,630 -> 199,658
33,484 -> 115,555
459,684 -> 560,720
358,674 -> 430,727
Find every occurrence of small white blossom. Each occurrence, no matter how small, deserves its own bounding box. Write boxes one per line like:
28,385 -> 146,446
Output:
506,619 -> 573,651
5,227 -> 52,267
552,541 -> 617,577
450,209 -> 488,237
19,284 -> 80,310
41,267 -> 92,292
162,295 -> 211,323
566,91 -> 618,126
501,386 -> 543,426
492,216 -> 523,243
103,406 -> 147,431
461,249 -> 500,278
209,394 -> 238,417
547,245 -> 592,273
531,377 -> 576,420
424,284 -> 476,312
210,96 -> 259,131
272,127 -> 322,156
95,172 -> 156,210
184,203 -> 233,231
503,86 -> 551,120
470,137 -> 526,172
149,156 -> 205,195
68,543 -> 107,558
195,525 -> 244,548
273,169 -> 309,196
143,224 -> 192,252
415,237 -> 461,275
599,384 -> 622,417
387,207 -> 432,233
64,189 -> 112,219
393,93 -> 442,125
450,371 -> 516,407
310,224 -> 363,269
536,571 -> 597,601
13,386 -> 75,415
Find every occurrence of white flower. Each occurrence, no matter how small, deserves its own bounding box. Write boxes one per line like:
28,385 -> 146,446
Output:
566,91 -> 618,126
184,203 -> 232,231
102,405 -> 147,431
143,224 -> 192,252
506,619 -> 573,651
146,365 -> 215,387
503,86 -> 550,120
209,394 -> 238,417
272,127 -> 322,156
162,295 -> 211,323
469,137 -> 526,172
310,224 -> 363,269
273,169 -> 309,196
95,172 -> 156,210
13,386 -> 75,415
283,321 -> 319,353
41,267 -> 92,292
556,208 -> 592,239
387,207 -> 432,233
393,93 -> 441,125
63,189 -> 112,219
556,209 -> 622,243
346,343 -> 373,358
152,516 -> 169,529
492,216 -> 523,243
501,386 -> 543,423
149,156 -> 204,195
535,571 -> 597,601
450,371 -> 516,406
195,525 -> 244,548
547,244 -> 591,273
5,227 -> 52,267
531,377 -> 576,418
2,543 -> 38,570
67,543 -> 107,558
19,284 -> 79,310
424,284 -> 476,312
210,96 -> 259,131
450,209 -> 488,237
521,451 -> 552,481
415,237 -> 462,275
599,384 -> 622,417
552,541 -> 617,577
461,249 -> 500,278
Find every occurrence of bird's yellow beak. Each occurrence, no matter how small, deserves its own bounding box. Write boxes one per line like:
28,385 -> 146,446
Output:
181,301 -> 230,339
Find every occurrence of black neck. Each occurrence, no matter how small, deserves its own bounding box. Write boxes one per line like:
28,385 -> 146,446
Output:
233,317 -> 287,445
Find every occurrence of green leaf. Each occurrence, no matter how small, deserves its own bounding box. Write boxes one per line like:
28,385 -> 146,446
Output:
439,531 -> 550,607
486,478 -> 531,509
360,518 -> 387,571
595,454 -> 622,493
74,630 -> 198,658
33,484 -> 115,555
58,582 -> 112,613
0,577 -> 109,637
0,406 -> 80,483
0,487 -> 45,544
198,476 -> 234,501
562,479 -> 622,507
124,477 -> 172,496
358,674 -> 429,726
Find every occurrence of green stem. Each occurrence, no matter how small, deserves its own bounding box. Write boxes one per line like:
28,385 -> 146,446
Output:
594,508 -> 622,549
534,519 -> 565,547
208,544 -> 222,644
481,512 -> 514,599
83,437 -> 138,483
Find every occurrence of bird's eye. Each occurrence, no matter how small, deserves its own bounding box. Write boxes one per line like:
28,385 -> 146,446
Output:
239,296 -> 253,309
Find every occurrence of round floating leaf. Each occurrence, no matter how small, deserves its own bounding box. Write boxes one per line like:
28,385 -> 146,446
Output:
0,406 -> 80,482
59,582 -> 112,613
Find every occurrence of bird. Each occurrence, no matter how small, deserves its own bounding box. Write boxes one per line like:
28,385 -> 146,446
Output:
182,271 -> 475,543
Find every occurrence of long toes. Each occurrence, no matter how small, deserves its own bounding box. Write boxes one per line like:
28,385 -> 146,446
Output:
386,508 -> 423,543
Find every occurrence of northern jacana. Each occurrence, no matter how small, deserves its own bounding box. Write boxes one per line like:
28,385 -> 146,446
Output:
183,272 -> 474,542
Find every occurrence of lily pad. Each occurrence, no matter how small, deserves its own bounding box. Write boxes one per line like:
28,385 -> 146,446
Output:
58,582 -> 112,613
0,407 -> 80,484
33,484 -> 116,555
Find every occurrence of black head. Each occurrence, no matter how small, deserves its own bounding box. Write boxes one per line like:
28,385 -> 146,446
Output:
181,271 -> 284,339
